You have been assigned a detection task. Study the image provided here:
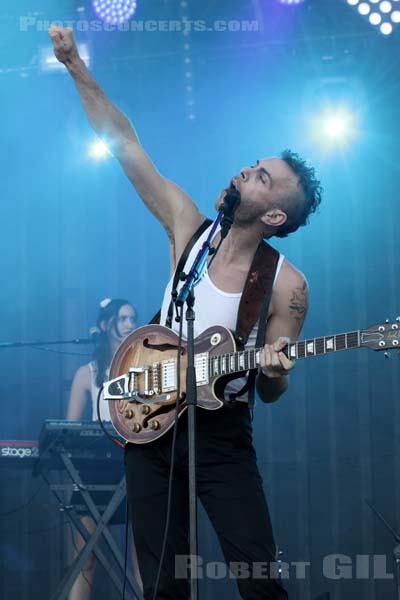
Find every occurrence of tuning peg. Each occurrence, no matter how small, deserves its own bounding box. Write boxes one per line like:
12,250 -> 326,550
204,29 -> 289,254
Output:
384,351 -> 391,358
385,319 -> 390,323
396,316 -> 400,322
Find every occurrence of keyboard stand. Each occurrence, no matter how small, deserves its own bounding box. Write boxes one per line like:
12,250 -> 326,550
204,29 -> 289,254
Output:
40,448 -> 143,600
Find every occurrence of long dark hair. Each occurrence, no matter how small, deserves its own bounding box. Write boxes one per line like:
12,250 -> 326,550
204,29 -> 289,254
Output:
92,298 -> 132,388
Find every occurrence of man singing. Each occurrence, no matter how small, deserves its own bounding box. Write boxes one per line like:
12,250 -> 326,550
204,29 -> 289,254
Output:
49,25 -> 322,600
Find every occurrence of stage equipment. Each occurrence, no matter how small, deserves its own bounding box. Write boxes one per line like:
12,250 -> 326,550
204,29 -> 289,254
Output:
279,0 -> 305,4
92,0 -> 137,25
37,419 -> 143,600
366,499 -> 400,600
346,0 -> 400,35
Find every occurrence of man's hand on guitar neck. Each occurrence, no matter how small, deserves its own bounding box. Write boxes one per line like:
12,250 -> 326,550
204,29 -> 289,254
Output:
256,337 -> 295,404
260,336 -> 294,379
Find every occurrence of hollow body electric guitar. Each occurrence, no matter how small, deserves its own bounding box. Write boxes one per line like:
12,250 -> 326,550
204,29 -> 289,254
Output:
105,320 -> 400,444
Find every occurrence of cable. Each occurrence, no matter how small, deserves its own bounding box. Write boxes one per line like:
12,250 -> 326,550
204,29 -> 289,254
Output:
152,310 -> 184,600
122,497 -> 129,600
0,479 -> 46,517
96,385 -> 126,450
206,237 -> 223,272
0,434 -> 62,518
41,469 -> 94,591
29,345 -> 90,357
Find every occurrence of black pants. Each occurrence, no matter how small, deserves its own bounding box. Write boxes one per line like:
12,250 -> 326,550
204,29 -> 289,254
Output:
125,403 -> 288,600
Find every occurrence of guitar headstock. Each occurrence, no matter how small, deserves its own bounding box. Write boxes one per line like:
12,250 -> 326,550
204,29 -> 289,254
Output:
361,318 -> 400,353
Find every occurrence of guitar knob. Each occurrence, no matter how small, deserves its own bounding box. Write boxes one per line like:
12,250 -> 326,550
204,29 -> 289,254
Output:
132,423 -> 142,433
140,405 -> 151,415
125,409 -> 134,419
149,420 -> 160,431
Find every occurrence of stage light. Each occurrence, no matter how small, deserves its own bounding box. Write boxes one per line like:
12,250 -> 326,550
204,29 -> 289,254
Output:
347,0 -> 400,34
92,0 -> 137,25
380,1 -> 392,12
369,11 -> 382,24
40,44 -> 90,72
279,0 -> 305,4
358,2 -> 371,14
323,113 -> 353,139
380,21 -> 393,32
88,140 -> 111,159
310,108 -> 357,148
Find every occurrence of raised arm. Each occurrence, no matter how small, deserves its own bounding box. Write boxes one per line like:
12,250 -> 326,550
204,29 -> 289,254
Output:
257,261 -> 309,403
48,25 -> 204,260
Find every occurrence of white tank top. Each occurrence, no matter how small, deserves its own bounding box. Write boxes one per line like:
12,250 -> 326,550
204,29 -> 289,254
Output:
88,361 -> 111,421
160,223 -> 285,402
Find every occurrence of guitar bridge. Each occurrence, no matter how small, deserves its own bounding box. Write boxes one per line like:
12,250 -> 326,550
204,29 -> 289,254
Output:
104,361 -> 175,401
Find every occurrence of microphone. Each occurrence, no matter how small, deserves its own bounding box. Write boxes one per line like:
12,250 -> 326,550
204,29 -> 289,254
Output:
66,327 -> 102,345
220,186 -> 241,239
89,326 -> 101,341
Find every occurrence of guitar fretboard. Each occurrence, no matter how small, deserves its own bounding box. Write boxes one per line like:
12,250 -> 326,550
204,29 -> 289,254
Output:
284,330 -> 360,361
206,330 -> 361,378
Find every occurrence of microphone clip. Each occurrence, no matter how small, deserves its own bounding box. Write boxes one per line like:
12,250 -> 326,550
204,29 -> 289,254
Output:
220,187 -> 241,239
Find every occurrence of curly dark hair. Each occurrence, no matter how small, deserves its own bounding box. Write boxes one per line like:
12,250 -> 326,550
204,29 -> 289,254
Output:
274,149 -> 323,238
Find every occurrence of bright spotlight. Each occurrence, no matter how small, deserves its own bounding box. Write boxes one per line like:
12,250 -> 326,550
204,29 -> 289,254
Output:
380,1 -> 392,12
347,0 -> 399,34
358,2 -> 371,14
88,140 -> 111,160
323,114 -> 352,139
380,21 -> 393,32
92,0 -> 137,25
370,11 -> 382,23
311,109 -> 357,147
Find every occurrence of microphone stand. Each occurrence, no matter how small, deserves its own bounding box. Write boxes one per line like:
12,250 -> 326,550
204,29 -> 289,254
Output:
365,499 -> 400,600
175,188 -> 240,600
0,337 -> 95,349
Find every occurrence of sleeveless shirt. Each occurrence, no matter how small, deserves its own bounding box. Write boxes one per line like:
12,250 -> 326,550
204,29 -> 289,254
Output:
160,223 -> 284,402
88,361 -> 111,421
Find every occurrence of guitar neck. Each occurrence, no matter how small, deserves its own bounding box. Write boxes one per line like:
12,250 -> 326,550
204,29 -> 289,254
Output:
281,330 -> 361,361
206,330 -> 361,377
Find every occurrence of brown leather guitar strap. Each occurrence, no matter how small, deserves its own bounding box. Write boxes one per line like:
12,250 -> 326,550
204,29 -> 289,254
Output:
228,241 -> 280,408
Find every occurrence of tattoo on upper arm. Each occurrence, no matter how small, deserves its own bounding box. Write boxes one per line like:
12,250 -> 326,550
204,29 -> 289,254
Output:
288,281 -> 308,328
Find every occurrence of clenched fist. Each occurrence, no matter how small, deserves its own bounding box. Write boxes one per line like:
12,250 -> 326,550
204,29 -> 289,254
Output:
48,25 -> 79,64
